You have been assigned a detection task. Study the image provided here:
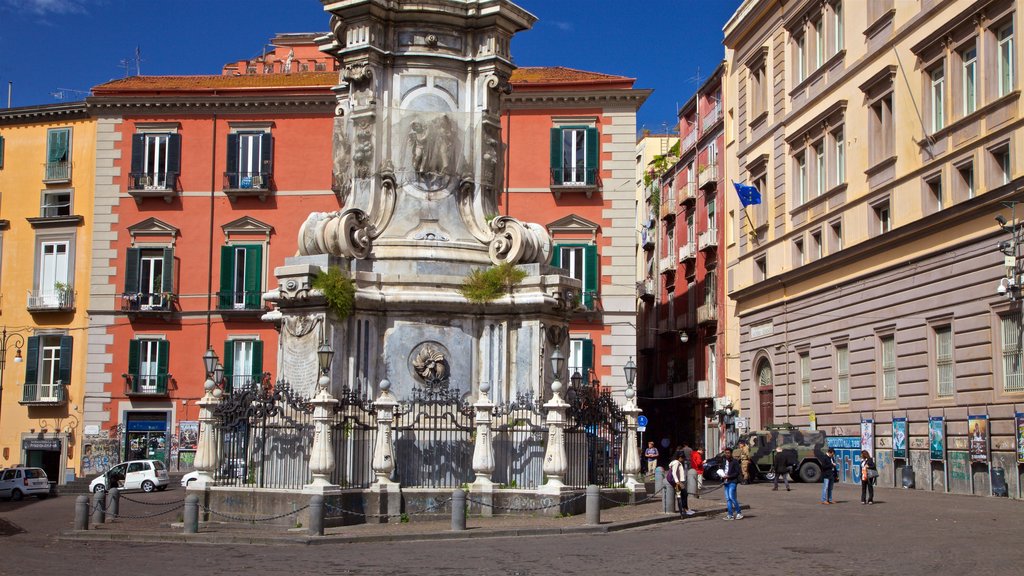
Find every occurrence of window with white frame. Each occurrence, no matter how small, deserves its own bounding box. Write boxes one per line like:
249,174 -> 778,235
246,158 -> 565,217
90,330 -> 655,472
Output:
1001,312 -> 1024,392
832,1 -> 843,55
568,338 -> 594,384
799,352 -> 811,407
795,33 -> 806,83
835,344 -> 849,404
815,142 -> 825,197
796,150 -> 807,205
22,334 -> 72,403
551,126 -> 598,186
225,338 -> 264,392
706,195 -> 716,232
831,127 -> 845,187
130,132 -> 181,190
814,17 -> 824,69
37,240 -> 70,307
931,65 -> 945,132
881,334 -> 897,399
41,190 -> 71,218
998,24 -> 1014,97
961,44 -> 977,116
935,326 -> 954,397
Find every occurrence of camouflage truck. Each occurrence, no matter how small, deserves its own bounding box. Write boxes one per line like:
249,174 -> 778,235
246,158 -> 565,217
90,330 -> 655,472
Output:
742,425 -> 828,483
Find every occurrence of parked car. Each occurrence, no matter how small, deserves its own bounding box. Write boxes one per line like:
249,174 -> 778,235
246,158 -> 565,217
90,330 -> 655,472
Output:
0,467 -> 50,501
89,459 -> 170,493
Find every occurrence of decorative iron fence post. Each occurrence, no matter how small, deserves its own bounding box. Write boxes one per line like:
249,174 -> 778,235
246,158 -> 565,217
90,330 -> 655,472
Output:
472,381 -> 495,487
371,379 -> 398,486
621,385 -> 643,492
540,379 -> 568,494
193,384 -> 223,486
306,375 -> 340,491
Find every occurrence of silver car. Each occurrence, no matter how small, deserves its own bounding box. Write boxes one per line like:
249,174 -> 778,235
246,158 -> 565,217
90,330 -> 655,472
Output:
0,467 -> 50,501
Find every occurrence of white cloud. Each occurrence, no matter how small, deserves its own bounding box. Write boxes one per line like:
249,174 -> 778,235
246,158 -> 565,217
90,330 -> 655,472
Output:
3,0 -> 89,15
550,21 -> 574,32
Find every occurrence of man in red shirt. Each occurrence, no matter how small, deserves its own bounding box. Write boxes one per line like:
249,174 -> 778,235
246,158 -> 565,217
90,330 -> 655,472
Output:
691,447 -> 705,497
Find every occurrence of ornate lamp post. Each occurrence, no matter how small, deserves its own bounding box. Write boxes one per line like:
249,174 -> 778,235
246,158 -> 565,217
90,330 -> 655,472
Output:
471,379 -> 496,489
193,347 -> 224,486
620,357 -> 643,492
0,327 -> 25,431
307,340 -> 339,491
541,346 -> 569,494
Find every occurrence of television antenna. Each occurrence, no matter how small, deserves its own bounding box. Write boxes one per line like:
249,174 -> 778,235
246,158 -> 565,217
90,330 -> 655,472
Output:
51,88 -> 90,101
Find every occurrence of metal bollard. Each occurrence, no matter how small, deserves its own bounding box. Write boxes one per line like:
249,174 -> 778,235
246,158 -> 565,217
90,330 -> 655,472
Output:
308,494 -> 325,537
91,491 -> 106,525
687,468 -> 698,498
105,488 -> 120,522
654,465 -> 664,495
183,494 -> 199,534
662,480 -> 674,514
74,496 -> 89,531
585,485 -> 601,525
451,488 -> 466,531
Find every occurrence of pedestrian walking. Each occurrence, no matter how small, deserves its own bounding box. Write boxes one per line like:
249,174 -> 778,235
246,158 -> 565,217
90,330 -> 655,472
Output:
691,447 -> 705,497
821,448 -> 837,504
772,446 -> 795,491
860,450 -> 877,504
718,447 -> 743,520
738,441 -> 752,484
669,451 -> 696,516
644,441 -> 659,477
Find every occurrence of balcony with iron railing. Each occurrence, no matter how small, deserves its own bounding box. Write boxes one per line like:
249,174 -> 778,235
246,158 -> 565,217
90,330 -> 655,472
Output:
659,192 -> 676,219
223,172 -> 274,202
678,243 -> 697,263
124,373 -> 172,396
702,101 -> 723,132
659,256 -> 676,274
551,166 -> 601,198
698,228 -> 718,251
679,181 -> 697,205
680,129 -> 698,154
128,172 -> 180,204
43,161 -> 71,183
698,166 -> 719,190
640,228 -> 656,251
121,292 -> 176,315
697,301 -> 718,325
217,290 -> 267,313
27,288 -> 75,312
20,381 -> 67,406
637,280 -> 655,302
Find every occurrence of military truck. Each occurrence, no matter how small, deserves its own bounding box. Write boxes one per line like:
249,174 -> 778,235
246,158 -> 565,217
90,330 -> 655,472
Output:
742,424 -> 828,483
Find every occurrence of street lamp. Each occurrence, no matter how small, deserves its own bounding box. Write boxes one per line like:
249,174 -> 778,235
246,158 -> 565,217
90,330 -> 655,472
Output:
550,346 -> 565,398
317,341 -> 335,375
570,371 -> 583,388
0,327 -> 25,430
623,357 -> 637,386
202,347 -> 219,380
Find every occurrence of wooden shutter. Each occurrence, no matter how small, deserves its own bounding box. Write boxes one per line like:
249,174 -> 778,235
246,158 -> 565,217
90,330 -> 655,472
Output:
130,134 -> 145,175
226,133 -> 239,188
48,129 -> 69,163
58,335 -> 74,389
166,134 -> 182,176
582,338 -> 594,383
549,128 -> 563,185
243,244 -> 263,309
124,248 -> 141,294
251,340 -> 263,381
0,135 -> 5,169
127,340 -> 140,383
219,245 -> 234,308
223,340 -> 235,392
260,133 -> 273,177
585,127 -> 599,185
157,340 -> 170,393
22,336 -> 39,402
583,244 -> 598,307
161,248 -> 174,294
550,243 -> 563,268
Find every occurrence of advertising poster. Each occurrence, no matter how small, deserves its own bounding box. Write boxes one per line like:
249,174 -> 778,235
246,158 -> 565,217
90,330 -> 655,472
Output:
178,421 -> 199,450
929,416 -> 945,461
860,419 -> 874,457
968,414 -> 989,463
1016,413 -> 1024,464
892,417 -> 908,459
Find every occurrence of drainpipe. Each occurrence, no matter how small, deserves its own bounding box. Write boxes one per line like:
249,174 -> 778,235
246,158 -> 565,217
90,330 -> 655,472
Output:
504,108 -> 511,216
207,114 -> 218,349
780,278 -> 790,423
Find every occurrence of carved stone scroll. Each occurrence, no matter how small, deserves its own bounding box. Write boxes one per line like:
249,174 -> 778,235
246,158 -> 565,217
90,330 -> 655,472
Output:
487,216 -> 552,266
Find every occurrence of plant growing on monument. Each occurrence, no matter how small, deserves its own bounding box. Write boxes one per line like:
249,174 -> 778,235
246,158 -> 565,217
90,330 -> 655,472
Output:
460,262 -> 527,303
312,267 -> 356,320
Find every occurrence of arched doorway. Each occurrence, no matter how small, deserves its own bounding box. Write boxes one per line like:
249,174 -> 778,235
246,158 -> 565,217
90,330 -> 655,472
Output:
757,358 -> 774,427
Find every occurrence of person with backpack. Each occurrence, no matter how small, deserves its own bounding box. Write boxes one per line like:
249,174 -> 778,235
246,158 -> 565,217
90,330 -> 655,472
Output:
668,451 -> 696,517
860,450 -> 877,504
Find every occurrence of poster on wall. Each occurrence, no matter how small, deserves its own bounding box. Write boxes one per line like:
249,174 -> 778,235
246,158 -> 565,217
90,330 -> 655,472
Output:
968,414 -> 989,463
860,419 -> 874,457
929,416 -> 945,461
178,421 -> 198,450
1015,413 -> 1024,464
892,417 -> 908,459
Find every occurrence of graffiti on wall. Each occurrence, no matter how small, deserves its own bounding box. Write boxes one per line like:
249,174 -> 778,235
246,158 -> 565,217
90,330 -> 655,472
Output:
81,436 -> 120,475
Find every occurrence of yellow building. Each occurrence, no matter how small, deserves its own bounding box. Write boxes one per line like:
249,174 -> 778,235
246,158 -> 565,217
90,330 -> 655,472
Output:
724,0 -> 1021,496
0,103 -> 94,485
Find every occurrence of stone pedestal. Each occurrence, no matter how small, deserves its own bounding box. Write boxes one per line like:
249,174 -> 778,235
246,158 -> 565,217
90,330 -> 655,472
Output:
371,381 -> 399,487
621,386 -> 643,493
305,379 -> 340,492
193,386 -> 222,486
472,384 -> 495,488
540,389 -> 568,495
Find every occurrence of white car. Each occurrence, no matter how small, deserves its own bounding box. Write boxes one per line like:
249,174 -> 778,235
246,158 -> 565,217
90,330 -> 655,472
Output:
181,470 -> 199,487
0,467 -> 50,501
90,459 -> 170,493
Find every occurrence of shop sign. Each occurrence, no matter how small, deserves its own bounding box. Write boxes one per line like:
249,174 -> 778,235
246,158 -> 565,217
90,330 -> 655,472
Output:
22,438 -> 61,451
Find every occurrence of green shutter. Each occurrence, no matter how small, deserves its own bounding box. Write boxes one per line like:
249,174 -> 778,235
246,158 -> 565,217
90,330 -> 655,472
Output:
166,134 -> 181,176
219,245 -> 234,308
223,340 -> 235,392
0,134 -> 5,169
260,133 -> 273,177
47,129 -> 69,163
550,128 -> 563,185
583,244 -> 598,309
226,133 -> 240,188
251,341 -> 263,384
124,248 -> 141,295
161,248 -> 174,294
243,244 -> 263,309
58,335 -> 73,390
127,340 -> 140,393
585,127 -> 599,185
157,340 -> 170,394
550,243 -> 562,268
130,134 -> 145,176
582,339 -> 594,384
22,337 -> 39,402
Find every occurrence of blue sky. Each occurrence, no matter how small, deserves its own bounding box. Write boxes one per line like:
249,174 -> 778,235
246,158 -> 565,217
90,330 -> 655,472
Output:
0,0 -> 740,133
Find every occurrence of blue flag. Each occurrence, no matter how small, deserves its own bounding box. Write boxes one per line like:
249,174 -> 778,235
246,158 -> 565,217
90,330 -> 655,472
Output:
733,181 -> 761,207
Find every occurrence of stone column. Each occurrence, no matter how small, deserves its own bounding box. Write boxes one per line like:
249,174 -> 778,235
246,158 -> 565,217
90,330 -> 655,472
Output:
193,382 -> 223,486
621,385 -> 643,493
371,379 -> 399,486
472,381 -> 495,488
305,375 -> 340,492
540,379 -> 568,494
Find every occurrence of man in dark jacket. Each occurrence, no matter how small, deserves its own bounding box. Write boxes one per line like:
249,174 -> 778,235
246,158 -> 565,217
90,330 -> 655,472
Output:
720,447 -> 743,520
772,446 -> 797,491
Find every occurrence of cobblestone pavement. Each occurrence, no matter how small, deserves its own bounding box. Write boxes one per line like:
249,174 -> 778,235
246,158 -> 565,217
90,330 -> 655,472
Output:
1,481 -> 1021,576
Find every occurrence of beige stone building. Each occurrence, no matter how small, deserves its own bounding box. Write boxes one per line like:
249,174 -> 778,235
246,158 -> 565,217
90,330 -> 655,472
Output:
724,0 -> 1022,497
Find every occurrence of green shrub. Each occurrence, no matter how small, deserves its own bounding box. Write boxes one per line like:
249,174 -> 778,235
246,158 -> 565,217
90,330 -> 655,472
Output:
460,262 -> 527,303
312,267 -> 356,319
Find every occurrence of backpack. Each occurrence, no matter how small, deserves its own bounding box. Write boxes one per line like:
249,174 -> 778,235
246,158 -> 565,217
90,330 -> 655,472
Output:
665,466 -> 676,485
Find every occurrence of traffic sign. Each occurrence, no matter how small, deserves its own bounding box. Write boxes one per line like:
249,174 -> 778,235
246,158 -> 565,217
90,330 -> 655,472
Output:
637,426 -> 647,432
637,415 -> 649,427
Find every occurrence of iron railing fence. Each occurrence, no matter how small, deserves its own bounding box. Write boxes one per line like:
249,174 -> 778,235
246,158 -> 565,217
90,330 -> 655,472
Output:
492,392 -> 547,489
